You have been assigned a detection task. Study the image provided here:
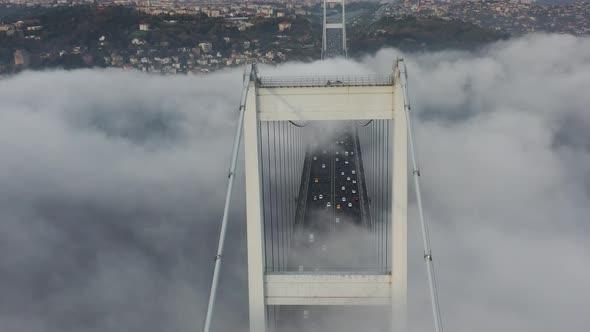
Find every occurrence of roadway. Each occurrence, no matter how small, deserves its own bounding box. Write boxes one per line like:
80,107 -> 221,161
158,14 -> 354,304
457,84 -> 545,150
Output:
279,125 -> 378,331
289,126 -> 370,272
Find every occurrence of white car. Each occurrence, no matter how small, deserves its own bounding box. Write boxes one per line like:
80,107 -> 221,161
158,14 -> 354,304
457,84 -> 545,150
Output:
352,180 -> 357,184
347,176 -> 351,181
313,156 -> 317,160
352,170 -> 356,175
341,197 -> 347,202
303,310 -> 309,320
319,194 -> 324,200
335,157 -> 339,162
352,189 -> 357,194
345,160 -> 349,165
313,195 -> 318,201
351,151 -> 354,155
335,217 -> 341,223
321,163 -> 326,169
345,151 -> 349,156
308,233 -> 315,243
326,202 -> 331,207
341,171 -> 345,176
348,202 -> 353,208
341,186 -> 346,191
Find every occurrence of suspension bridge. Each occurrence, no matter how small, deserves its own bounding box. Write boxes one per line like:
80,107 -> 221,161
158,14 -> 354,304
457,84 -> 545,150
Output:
203,2 -> 444,331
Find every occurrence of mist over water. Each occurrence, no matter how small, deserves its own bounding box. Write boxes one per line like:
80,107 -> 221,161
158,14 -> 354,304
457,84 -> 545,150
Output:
1,34 -> 590,331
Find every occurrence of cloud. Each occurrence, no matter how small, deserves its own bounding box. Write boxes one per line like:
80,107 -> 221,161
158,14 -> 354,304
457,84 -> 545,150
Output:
0,68 -> 249,332
0,33 -> 589,332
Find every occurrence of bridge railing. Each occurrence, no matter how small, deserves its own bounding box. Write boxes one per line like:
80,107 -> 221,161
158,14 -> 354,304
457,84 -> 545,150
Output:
257,75 -> 393,88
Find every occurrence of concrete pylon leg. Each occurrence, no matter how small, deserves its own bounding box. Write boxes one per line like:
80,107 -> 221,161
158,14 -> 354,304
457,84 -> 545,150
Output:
391,70 -> 408,332
244,80 -> 267,332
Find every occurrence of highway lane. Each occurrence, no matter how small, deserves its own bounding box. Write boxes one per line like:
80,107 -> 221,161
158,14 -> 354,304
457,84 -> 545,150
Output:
278,126 -> 379,331
289,128 -> 367,272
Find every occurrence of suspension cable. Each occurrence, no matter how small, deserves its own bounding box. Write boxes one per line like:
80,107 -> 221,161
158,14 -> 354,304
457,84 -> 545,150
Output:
261,122 -> 269,271
203,65 -> 253,332
356,120 -> 373,127
271,122 -> 277,271
288,120 -> 307,128
386,119 -> 391,271
399,59 -> 444,332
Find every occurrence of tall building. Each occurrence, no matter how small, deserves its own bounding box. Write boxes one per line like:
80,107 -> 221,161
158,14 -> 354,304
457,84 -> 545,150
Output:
14,49 -> 30,68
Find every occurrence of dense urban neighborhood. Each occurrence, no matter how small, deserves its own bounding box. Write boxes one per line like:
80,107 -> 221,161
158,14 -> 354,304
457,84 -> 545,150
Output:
379,0 -> 590,35
1,0 -> 589,74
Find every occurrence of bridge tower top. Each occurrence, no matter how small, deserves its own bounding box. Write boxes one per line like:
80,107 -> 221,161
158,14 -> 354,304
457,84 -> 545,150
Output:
322,0 -> 347,59
242,60 -> 409,331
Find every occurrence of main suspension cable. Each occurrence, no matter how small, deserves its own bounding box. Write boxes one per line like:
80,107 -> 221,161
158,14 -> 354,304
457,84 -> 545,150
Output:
399,59 -> 444,332
203,65 -> 253,332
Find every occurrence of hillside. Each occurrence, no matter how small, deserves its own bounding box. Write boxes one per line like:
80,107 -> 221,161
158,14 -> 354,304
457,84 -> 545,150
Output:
349,16 -> 508,55
0,5 -> 508,73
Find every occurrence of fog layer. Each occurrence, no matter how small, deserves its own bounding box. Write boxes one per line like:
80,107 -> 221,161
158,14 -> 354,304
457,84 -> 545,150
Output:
0,34 -> 589,331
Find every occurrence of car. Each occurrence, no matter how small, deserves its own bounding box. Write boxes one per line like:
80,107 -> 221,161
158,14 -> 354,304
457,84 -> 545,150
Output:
336,158 -> 339,162
335,217 -> 341,223
352,170 -> 356,175
336,151 -> 339,155
313,195 -> 318,201
351,151 -> 354,155
321,244 -> 327,251
303,310 -> 309,320
352,179 -> 357,184
308,233 -> 315,243
354,196 -> 359,201
352,189 -> 357,194
336,204 -> 341,209
348,202 -> 353,208
340,141 -> 344,144
323,150 -> 327,154
341,197 -> 347,202
319,194 -> 323,200
314,178 -> 319,183
341,171 -> 345,176
347,177 -> 351,181
313,156 -> 317,160
326,202 -> 331,207
345,151 -> 349,156
345,160 -> 349,164
341,186 -> 346,191
321,163 -> 326,169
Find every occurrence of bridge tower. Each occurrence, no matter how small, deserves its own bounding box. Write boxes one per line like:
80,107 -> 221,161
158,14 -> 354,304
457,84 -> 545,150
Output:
322,0 -> 348,59
243,60 -> 409,331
